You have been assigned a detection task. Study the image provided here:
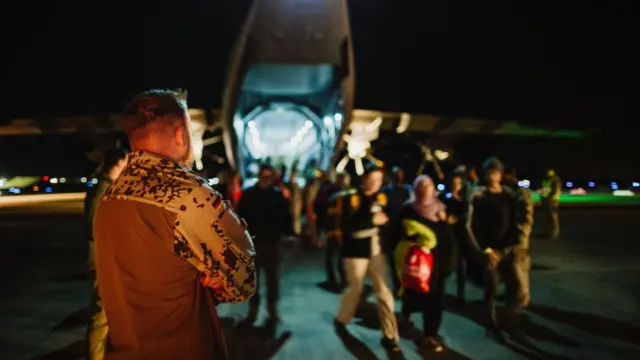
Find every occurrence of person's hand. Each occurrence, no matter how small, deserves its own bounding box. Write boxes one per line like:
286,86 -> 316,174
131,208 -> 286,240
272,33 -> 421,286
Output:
373,212 -> 389,226
484,248 -> 502,269
201,274 -> 224,290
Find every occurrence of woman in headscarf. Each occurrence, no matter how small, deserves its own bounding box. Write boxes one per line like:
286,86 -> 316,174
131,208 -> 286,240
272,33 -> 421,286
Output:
393,175 -> 449,352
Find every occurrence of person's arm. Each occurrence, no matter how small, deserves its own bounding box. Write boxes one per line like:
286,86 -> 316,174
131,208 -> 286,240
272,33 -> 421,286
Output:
402,219 -> 437,250
175,187 -> 256,304
515,189 -> 534,248
465,193 -> 482,254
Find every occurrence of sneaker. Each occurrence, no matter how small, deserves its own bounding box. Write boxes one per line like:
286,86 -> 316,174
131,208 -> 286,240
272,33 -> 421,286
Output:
420,337 -> 443,352
380,336 -> 401,352
333,318 -> 347,333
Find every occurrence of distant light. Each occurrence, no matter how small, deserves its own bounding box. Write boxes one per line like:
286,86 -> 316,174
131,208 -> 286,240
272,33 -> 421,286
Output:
305,120 -> 313,128
9,188 -> 21,194
444,192 -> 452,199
613,190 -> 634,197
0,178 -> 6,187
611,181 -> 618,190
324,116 -> 332,126
518,179 -> 531,189
566,182 -> 573,188
59,177 -> 66,183
569,188 -> 587,196
247,120 -> 256,128
633,182 -> 639,188
334,113 -> 343,122
50,178 -> 59,184
42,176 -> 50,181
33,186 -> 40,192
45,187 -> 53,193
588,182 -> 595,188
80,177 -> 87,183
208,178 -> 220,186
434,150 -> 449,161
437,184 -> 445,191
91,178 -> 98,184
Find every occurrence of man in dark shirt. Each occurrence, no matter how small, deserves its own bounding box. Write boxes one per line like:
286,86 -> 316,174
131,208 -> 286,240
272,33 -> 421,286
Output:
382,167 -> 412,295
237,164 -> 290,324
84,148 -> 128,360
466,157 -> 528,341
328,164 -> 400,353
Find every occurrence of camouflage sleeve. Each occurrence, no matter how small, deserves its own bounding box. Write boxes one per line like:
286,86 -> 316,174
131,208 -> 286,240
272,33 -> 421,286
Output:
516,189 -> 534,248
174,186 -> 257,304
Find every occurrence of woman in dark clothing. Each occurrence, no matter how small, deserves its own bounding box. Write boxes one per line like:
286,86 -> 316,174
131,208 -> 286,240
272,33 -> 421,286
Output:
395,175 -> 450,352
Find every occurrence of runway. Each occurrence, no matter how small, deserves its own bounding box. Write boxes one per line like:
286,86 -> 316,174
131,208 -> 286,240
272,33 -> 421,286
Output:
0,195 -> 639,359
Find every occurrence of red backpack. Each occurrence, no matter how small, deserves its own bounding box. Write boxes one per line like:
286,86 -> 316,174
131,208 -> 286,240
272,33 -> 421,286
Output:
402,245 -> 434,293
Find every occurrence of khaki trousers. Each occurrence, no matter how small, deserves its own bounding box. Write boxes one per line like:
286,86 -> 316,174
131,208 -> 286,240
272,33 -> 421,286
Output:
337,237 -> 399,340
87,241 -> 108,360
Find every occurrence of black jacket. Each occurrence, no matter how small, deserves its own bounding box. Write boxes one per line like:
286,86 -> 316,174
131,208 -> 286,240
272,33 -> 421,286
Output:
237,185 -> 290,244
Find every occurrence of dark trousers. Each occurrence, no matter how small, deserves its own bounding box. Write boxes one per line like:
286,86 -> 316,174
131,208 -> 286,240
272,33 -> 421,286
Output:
452,228 -> 469,301
250,244 -> 280,317
483,247 -> 530,330
401,256 -> 445,338
384,229 -> 401,295
456,252 -> 467,301
325,238 -> 345,284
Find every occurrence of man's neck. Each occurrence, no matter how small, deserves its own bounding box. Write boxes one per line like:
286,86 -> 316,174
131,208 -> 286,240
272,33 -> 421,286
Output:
106,169 -> 119,181
487,184 -> 503,194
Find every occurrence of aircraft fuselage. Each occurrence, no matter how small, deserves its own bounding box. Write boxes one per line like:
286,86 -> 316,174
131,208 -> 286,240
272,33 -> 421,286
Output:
220,0 -> 355,178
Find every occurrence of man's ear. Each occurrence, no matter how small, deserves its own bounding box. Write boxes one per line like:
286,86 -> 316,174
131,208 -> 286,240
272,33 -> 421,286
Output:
175,126 -> 185,147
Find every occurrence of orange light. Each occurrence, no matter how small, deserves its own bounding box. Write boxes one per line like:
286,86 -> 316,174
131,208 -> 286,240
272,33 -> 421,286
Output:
33,186 -> 40,191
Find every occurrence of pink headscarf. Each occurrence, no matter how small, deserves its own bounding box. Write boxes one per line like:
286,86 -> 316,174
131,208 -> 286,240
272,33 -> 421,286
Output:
408,175 -> 446,222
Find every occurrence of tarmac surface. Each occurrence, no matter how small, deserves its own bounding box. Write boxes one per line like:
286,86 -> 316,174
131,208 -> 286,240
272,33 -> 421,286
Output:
0,194 -> 639,359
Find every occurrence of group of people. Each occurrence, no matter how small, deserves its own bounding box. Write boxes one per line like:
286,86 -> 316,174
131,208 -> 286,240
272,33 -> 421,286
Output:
313,159 -> 535,353
83,88 -> 547,359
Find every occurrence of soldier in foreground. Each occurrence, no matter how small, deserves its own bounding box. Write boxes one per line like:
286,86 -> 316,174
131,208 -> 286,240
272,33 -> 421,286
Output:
84,148 -> 128,360
328,164 -> 400,352
503,168 -> 534,313
94,89 -> 256,359
466,158 -> 529,341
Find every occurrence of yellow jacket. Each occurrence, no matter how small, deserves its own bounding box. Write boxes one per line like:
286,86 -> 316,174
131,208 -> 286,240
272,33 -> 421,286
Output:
393,219 -> 438,294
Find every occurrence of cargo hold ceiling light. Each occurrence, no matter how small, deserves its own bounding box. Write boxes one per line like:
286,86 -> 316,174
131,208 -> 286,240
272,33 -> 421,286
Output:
336,117 -> 383,176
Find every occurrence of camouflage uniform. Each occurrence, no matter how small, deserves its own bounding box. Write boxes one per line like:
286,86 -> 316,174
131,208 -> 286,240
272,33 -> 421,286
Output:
510,185 -> 534,309
84,173 -> 112,360
540,174 -> 561,239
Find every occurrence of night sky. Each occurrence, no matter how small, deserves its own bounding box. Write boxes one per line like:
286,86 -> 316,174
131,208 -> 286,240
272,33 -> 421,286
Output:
1,0 -> 639,177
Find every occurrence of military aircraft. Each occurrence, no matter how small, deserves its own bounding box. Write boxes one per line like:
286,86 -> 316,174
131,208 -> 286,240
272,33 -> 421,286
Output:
0,0 -> 585,178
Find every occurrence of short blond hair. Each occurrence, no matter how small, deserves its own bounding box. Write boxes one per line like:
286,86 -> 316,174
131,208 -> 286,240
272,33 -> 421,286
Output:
123,89 -> 188,140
